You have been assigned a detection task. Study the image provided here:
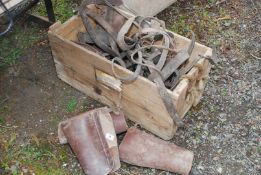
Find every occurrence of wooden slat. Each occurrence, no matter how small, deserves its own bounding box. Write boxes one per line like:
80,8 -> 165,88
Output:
120,0 -> 177,16
0,0 -> 23,15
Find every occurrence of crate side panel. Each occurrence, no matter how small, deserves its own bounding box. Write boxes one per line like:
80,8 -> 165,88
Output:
48,32 -> 175,139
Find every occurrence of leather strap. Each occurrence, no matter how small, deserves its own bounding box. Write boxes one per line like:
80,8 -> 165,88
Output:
117,17 -> 137,51
77,1 -> 200,128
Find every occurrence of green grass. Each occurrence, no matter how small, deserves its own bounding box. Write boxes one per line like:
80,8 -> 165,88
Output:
2,143 -> 68,175
169,0 -> 234,49
207,0 -> 217,3
258,146 -> 261,154
33,0 -> 77,23
0,26 -> 41,70
67,98 -> 78,113
171,8 -> 218,38
0,0 -> 78,71
0,1 -> 80,174
1,136 -> 69,175
0,116 -> 6,125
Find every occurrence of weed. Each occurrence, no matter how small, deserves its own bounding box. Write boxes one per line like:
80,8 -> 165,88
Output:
67,98 -> 78,112
186,111 -> 193,117
258,146 -> 261,154
2,142 -> 68,174
80,99 -> 89,112
11,169 -> 18,175
48,115 -> 61,128
220,88 -> 228,96
172,8 -> 218,41
0,116 -> 6,125
208,105 -> 215,113
171,15 -> 189,34
207,0 -> 217,4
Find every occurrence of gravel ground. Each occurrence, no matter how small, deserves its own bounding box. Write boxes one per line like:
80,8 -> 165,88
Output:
166,0 -> 261,174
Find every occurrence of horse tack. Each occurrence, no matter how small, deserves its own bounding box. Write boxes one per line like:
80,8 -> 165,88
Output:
77,0 -> 198,127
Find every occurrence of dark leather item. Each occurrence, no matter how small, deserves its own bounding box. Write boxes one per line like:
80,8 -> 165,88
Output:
110,111 -> 128,134
119,127 -> 194,175
58,108 -> 121,175
78,1 -> 199,129
58,107 -> 128,144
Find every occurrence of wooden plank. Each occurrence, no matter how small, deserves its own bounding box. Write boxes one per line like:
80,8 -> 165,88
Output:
96,70 -> 122,92
0,0 -> 23,15
120,0 -> 177,16
49,31 -> 176,139
175,58 -> 211,117
54,59 -> 175,139
55,16 -> 86,38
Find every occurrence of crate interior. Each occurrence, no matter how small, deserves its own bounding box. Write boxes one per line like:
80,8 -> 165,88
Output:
55,15 -> 211,87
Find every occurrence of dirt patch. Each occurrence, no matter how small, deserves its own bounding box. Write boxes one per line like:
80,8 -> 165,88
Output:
0,23 -> 102,174
0,0 -> 260,174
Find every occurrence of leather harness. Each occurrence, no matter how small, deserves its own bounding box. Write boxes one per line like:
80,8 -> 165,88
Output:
77,0 -> 200,127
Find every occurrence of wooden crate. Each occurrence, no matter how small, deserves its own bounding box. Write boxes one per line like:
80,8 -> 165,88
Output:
48,15 -> 212,140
